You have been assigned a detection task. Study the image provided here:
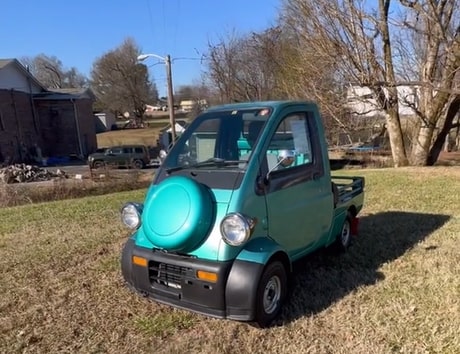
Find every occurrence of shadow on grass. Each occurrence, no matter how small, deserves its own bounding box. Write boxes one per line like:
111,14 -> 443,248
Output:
329,158 -> 365,170
278,211 -> 450,325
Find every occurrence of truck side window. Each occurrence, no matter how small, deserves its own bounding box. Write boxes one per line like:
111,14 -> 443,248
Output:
267,113 -> 312,172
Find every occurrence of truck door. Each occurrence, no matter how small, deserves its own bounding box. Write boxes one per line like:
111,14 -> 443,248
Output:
105,146 -> 123,166
263,111 -> 334,259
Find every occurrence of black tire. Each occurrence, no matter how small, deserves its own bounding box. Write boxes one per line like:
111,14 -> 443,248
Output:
92,160 -> 104,169
254,261 -> 287,328
335,213 -> 352,252
132,159 -> 144,169
121,239 -> 134,284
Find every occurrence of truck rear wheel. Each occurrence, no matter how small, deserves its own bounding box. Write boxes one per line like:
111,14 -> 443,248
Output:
254,261 -> 287,328
335,213 -> 352,252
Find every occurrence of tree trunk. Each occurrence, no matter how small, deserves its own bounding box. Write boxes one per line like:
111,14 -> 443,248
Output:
385,112 -> 409,167
427,96 -> 460,165
411,125 -> 435,166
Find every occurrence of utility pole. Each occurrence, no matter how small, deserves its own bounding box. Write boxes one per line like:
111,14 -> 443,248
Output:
137,53 -> 177,146
165,55 -> 176,144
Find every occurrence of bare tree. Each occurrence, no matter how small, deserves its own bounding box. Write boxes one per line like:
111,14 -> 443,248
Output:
266,24 -> 357,145
281,0 -> 460,166
281,0 -> 410,167
90,38 -> 158,124
174,83 -> 212,103
398,0 -> 460,165
21,54 -> 88,89
205,28 -> 286,103
64,67 -> 89,88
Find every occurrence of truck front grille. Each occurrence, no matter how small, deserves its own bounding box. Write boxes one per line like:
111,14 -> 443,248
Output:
148,261 -> 191,289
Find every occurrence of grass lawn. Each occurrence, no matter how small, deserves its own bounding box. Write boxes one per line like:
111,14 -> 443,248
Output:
97,127 -> 162,148
0,167 -> 459,353
96,114 -> 189,148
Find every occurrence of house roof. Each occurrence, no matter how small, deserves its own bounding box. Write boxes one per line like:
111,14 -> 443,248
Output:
0,58 -> 47,91
0,59 -> 14,69
1,58 -> 94,100
34,87 -> 96,101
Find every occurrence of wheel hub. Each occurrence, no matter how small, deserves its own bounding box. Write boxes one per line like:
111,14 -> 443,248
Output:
263,276 -> 281,314
341,220 -> 351,246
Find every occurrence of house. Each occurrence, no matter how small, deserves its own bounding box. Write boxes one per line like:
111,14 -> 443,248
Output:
34,88 -> 97,157
94,111 -> 116,133
179,100 -> 195,112
0,59 -> 44,164
158,120 -> 188,149
179,99 -> 208,113
346,85 -> 418,117
0,58 -> 97,164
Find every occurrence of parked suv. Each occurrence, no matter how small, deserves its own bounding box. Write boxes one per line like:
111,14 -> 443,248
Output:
88,145 -> 150,169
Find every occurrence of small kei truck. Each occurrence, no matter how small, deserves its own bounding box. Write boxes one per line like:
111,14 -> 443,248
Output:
120,101 -> 365,327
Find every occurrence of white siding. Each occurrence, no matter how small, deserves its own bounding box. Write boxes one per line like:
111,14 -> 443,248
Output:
347,85 -> 418,117
0,64 -> 42,93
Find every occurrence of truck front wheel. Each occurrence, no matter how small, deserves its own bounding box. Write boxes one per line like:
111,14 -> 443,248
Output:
92,160 -> 104,169
255,261 -> 287,327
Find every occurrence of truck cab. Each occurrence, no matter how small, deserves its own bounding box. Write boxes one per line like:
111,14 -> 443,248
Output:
120,101 -> 364,327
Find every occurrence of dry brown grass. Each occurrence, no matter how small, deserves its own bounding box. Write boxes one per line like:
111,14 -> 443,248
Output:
96,113 -> 188,148
1,167 -> 459,353
97,128 -> 162,148
0,170 -> 153,208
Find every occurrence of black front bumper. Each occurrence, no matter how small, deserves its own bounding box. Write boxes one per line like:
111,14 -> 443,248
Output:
121,239 -> 264,321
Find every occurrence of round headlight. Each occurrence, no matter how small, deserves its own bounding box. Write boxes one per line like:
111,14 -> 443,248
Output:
121,202 -> 143,230
220,213 -> 253,246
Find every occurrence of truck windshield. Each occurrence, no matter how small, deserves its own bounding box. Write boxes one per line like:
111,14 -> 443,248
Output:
163,108 -> 271,172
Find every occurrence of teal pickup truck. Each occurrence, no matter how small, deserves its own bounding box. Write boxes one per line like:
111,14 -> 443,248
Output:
120,101 -> 364,327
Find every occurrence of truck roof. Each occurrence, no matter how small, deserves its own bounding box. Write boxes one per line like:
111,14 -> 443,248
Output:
204,100 -> 317,113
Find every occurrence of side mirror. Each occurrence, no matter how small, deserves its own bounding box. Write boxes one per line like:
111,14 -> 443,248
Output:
265,149 -> 296,180
277,149 -> 296,167
159,149 -> 167,161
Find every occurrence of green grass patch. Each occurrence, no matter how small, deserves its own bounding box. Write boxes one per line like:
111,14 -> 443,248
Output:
133,311 -> 198,338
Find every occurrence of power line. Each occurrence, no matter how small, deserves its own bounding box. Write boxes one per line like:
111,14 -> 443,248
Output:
173,0 -> 181,54
145,0 -> 155,45
172,57 -> 210,65
173,57 -> 202,61
162,0 -> 167,51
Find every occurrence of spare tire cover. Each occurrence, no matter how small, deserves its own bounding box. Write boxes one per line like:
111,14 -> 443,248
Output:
142,176 -> 215,252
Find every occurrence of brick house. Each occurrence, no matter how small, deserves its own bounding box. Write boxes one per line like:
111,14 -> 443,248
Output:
0,58 -> 96,165
34,88 -> 97,158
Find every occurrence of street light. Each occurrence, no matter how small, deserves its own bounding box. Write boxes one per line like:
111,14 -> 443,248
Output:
137,53 -> 176,144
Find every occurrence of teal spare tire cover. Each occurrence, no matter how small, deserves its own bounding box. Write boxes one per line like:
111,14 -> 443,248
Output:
143,176 -> 215,252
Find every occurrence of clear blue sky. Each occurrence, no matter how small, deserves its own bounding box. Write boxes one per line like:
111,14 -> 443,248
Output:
1,0 -> 281,96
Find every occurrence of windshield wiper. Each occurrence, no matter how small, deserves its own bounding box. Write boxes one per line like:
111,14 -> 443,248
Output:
166,158 -> 248,173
